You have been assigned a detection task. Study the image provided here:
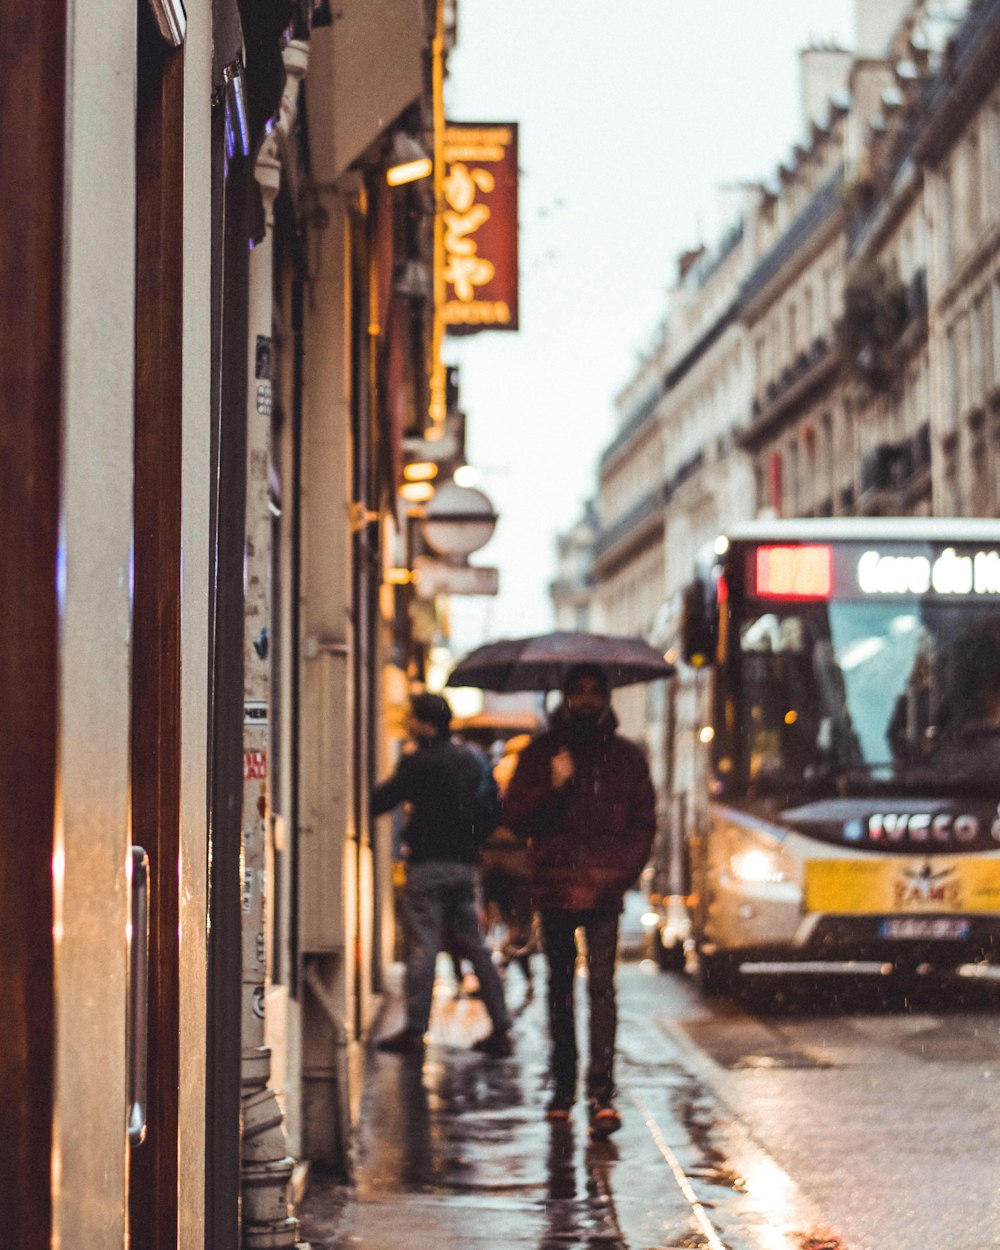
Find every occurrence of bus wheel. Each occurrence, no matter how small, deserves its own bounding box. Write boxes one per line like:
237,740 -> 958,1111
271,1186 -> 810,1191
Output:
655,936 -> 687,973
697,950 -> 736,997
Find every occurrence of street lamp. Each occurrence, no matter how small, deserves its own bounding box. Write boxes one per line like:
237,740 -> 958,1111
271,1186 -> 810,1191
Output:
403,461 -> 438,483
400,480 -> 435,504
385,133 -> 432,187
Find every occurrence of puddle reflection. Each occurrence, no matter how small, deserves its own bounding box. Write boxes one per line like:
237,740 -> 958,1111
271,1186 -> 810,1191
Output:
367,1044 -> 530,1193
540,1120 -> 626,1250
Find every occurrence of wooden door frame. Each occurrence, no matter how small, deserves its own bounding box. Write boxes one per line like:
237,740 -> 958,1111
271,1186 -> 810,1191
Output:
205,6 -> 252,1242
128,10 -> 184,1247
0,0 -> 64,1242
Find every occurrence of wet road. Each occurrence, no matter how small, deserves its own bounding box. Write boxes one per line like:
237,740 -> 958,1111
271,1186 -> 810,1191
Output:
298,956 -> 1000,1250
662,965 -> 1000,1250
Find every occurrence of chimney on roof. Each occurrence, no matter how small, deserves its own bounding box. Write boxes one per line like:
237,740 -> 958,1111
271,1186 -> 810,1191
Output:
855,0 -> 912,57
800,44 -> 852,128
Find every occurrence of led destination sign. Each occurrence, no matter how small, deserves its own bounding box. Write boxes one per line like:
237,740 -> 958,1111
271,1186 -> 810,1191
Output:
857,547 -> 1000,597
749,543 -> 1000,601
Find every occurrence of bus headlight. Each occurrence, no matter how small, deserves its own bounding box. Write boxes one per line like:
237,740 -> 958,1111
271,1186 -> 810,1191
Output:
729,848 -> 786,884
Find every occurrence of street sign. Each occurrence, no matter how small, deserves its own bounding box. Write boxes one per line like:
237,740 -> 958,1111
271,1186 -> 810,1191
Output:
421,481 -> 498,558
414,557 -> 499,597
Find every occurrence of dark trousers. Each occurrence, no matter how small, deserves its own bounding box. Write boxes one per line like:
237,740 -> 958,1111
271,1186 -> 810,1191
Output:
404,861 -> 511,1034
539,907 -> 620,1105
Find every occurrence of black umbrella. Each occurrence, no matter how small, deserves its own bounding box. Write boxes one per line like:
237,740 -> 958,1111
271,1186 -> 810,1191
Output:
445,630 -> 675,693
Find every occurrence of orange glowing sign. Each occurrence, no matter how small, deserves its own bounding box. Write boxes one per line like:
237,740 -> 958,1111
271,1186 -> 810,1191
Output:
441,122 -> 519,334
754,545 -> 833,599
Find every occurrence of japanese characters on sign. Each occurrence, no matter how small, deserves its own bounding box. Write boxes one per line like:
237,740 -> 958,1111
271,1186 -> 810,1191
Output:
441,122 -> 519,334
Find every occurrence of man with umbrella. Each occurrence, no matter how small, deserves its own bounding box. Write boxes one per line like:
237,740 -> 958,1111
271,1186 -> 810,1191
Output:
502,662 -> 656,1136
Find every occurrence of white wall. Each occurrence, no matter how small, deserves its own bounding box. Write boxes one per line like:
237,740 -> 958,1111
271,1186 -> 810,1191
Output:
55,0 -> 136,1241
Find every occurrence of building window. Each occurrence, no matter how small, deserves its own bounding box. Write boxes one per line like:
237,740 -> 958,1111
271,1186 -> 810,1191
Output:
992,426 -> 1000,513
769,451 -> 783,516
754,460 -> 766,512
942,434 -> 961,516
821,411 -> 834,505
966,130 -> 982,246
972,293 -> 988,402
958,313 -> 972,415
944,324 -> 959,424
990,104 -> 1000,218
972,422 -> 989,515
755,334 -> 766,397
940,165 -> 955,277
992,275 -> 1000,386
802,423 -> 816,511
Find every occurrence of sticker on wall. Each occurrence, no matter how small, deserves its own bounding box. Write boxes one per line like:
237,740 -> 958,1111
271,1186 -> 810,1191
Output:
255,335 -> 272,380
244,701 -> 268,728
243,750 -> 267,780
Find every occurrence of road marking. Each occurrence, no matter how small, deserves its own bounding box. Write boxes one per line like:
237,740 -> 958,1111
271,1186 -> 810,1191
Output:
631,1090 -> 728,1250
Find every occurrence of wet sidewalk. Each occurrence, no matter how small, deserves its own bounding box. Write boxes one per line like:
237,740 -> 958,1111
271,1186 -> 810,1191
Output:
297,955 -> 835,1250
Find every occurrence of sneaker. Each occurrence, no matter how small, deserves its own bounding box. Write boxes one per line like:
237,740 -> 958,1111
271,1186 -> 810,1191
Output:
375,1027 -> 425,1055
545,1093 -> 574,1121
472,1028 -> 514,1058
588,1101 -> 622,1138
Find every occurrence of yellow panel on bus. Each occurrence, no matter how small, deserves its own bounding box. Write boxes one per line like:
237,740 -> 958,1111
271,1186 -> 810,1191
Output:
804,857 -> 1000,915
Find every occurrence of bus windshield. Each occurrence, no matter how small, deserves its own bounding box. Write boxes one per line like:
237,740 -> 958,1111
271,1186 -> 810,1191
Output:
729,599 -> 1000,797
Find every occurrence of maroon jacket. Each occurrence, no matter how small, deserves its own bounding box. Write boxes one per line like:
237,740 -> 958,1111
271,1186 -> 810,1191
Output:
503,706 -> 656,911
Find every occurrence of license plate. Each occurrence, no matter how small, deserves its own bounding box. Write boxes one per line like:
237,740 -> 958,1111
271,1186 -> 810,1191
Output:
879,917 -> 971,940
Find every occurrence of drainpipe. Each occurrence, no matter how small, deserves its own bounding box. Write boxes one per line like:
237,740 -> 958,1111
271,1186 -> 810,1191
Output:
240,40 -> 308,1250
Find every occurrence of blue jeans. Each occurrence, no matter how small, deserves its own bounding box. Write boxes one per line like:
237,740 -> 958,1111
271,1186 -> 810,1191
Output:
539,907 -> 620,1104
403,860 -> 511,1034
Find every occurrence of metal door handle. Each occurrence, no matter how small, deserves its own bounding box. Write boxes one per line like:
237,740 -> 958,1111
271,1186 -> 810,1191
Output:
128,846 -> 150,1148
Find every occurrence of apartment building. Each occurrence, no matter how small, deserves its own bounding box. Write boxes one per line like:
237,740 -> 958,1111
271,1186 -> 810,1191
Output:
557,0 -> 1000,866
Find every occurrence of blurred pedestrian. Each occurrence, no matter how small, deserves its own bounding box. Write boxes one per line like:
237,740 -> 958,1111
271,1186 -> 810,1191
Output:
503,664 -> 655,1135
480,733 -> 537,996
372,691 -> 513,1057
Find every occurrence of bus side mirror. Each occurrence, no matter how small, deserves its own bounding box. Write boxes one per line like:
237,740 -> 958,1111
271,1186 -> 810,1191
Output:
681,577 -> 717,667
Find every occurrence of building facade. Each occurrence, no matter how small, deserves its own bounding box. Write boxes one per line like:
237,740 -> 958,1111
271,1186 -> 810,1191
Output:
566,0 -> 1000,893
550,499 -> 600,632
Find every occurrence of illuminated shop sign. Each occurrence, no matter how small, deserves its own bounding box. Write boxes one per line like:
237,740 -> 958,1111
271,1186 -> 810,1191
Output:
857,547 -> 1000,596
441,122 -> 519,334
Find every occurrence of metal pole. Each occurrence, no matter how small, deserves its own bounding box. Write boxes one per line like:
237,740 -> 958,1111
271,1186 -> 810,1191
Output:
239,41 -> 308,1250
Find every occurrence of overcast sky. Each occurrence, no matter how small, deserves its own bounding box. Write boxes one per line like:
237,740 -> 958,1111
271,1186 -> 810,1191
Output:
441,0 -> 857,655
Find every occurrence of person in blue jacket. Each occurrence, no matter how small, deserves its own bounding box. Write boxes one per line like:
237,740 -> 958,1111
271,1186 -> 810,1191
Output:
372,691 -> 513,1057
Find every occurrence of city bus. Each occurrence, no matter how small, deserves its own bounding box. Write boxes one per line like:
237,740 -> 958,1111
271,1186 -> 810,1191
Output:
669,517 -> 1000,991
